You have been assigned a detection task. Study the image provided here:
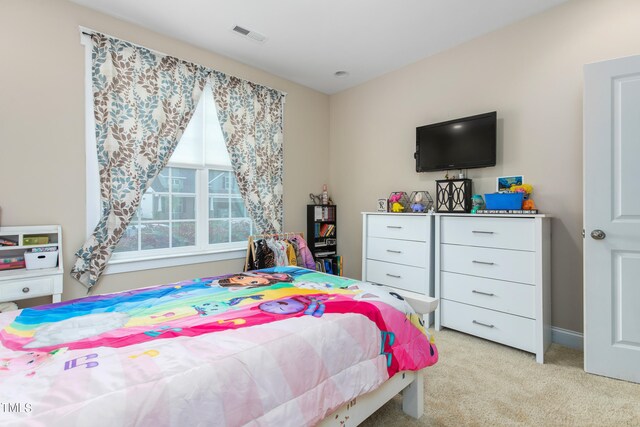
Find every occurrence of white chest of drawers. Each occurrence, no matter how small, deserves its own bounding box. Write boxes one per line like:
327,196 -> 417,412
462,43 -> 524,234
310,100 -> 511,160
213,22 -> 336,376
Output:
362,213 -> 435,314
435,214 -> 551,363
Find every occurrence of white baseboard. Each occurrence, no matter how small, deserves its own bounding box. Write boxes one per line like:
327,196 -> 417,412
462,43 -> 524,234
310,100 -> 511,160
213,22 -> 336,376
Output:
551,326 -> 583,351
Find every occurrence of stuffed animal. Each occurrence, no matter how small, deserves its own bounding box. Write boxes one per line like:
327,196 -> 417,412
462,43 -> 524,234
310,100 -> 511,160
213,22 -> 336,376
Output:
510,184 -> 535,210
510,184 -> 533,194
523,199 -> 536,210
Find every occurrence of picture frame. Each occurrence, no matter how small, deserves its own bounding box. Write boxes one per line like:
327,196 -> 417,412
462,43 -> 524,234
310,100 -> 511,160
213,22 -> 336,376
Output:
376,198 -> 387,212
497,175 -> 524,192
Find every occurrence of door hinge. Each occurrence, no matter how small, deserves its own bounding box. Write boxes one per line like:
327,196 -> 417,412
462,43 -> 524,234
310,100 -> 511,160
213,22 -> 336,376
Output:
582,229 -> 585,238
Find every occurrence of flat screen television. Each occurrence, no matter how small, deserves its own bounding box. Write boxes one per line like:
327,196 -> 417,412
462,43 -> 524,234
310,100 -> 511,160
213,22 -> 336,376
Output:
415,111 -> 496,172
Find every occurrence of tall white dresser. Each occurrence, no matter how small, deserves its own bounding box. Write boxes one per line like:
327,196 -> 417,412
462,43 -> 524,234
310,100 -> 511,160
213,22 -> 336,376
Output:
435,214 -> 551,363
361,213 -> 435,314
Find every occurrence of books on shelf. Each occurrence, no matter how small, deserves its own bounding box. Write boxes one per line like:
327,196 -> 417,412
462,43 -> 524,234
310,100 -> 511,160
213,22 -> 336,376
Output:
314,255 -> 343,276
0,256 -> 26,271
314,223 -> 336,238
475,209 -> 539,214
313,205 -> 335,222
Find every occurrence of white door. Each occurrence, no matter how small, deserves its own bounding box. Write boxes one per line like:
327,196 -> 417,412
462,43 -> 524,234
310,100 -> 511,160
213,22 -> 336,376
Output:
584,55 -> 640,383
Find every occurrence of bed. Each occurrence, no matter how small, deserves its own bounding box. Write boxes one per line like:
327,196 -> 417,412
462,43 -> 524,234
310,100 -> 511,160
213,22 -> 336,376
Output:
0,267 -> 438,426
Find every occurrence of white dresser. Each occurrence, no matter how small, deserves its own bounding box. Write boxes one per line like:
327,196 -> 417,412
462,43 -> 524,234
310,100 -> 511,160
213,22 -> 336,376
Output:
361,213 -> 435,314
435,214 -> 551,363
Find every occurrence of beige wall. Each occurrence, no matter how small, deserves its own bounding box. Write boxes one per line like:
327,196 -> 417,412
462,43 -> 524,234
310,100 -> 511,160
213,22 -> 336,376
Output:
0,0 -> 330,301
329,0 -> 640,333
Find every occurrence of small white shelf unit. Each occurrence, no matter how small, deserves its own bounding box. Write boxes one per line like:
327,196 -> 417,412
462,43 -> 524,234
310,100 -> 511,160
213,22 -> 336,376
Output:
0,225 -> 63,304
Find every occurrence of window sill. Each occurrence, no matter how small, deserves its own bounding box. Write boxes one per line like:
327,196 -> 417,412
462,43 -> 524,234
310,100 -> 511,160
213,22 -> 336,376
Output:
103,247 -> 247,275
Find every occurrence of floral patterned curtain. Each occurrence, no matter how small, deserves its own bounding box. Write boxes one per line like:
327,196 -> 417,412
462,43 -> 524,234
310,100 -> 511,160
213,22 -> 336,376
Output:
211,71 -> 285,235
71,33 -> 210,289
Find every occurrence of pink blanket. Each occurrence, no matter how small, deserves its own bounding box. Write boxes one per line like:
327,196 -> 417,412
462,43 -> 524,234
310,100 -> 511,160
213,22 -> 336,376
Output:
0,267 -> 437,426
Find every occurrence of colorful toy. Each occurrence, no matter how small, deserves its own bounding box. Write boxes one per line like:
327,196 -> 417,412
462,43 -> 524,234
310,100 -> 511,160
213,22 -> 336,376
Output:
389,193 -> 404,213
509,183 -> 535,210
510,184 -> 533,194
410,192 -> 426,212
470,194 -> 486,214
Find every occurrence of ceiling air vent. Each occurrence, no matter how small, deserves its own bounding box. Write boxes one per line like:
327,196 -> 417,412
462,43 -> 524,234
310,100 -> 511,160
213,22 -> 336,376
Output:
232,25 -> 266,43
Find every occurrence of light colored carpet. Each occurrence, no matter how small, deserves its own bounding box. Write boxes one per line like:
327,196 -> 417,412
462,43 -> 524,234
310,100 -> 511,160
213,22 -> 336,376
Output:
361,329 -> 640,426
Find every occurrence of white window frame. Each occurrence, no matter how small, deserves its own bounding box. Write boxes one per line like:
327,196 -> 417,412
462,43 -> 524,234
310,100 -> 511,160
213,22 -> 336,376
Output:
81,31 -> 247,275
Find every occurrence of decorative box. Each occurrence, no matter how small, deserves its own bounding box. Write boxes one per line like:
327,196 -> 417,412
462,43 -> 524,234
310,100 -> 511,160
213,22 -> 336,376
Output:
436,179 -> 472,213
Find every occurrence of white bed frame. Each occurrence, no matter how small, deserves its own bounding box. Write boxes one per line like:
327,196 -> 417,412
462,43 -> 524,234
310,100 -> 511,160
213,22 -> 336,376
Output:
319,296 -> 438,426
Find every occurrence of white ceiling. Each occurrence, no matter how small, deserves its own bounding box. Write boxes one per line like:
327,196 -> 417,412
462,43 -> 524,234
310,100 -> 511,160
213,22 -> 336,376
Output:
69,0 -> 568,94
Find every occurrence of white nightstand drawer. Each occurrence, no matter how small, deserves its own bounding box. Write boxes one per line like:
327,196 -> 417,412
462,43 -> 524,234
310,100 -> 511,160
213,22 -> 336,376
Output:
440,271 -> 535,318
1,276 -> 56,300
440,299 -> 535,352
367,237 -> 427,268
440,244 -> 535,284
441,216 -> 535,251
366,259 -> 427,294
367,215 -> 427,242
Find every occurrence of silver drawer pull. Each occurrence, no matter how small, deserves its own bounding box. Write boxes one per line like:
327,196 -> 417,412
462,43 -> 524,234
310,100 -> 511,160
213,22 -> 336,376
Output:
472,290 -> 495,297
472,230 -> 494,234
386,273 -> 401,278
473,320 -> 495,328
386,225 -> 402,229
472,260 -> 495,265
22,287 -> 30,293
386,249 -> 402,254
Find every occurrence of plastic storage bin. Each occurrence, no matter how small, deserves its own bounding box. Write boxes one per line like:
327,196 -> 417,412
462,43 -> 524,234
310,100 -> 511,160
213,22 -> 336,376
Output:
24,250 -> 58,270
484,192 -> 524,210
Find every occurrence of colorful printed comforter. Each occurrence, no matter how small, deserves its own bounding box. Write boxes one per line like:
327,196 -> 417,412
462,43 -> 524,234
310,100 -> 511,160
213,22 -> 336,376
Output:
0,267 -> 437,426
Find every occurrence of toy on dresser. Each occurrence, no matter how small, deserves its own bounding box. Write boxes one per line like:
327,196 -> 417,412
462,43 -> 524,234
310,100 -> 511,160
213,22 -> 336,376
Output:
511,184 -> 536,210
470,194 -> 486,214
389,194 -> 404,213
408,191 -> 434,213
412,193 -> 426,212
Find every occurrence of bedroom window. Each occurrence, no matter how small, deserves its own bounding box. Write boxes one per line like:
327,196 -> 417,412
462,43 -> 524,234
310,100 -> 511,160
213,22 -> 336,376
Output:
111,85 -> 255,259
84,32 -> 254,274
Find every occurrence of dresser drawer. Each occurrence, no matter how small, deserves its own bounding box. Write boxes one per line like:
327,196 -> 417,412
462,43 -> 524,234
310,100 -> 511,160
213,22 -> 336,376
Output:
365,259 -> 427,294
440,271 -> 535,318
367,237 -> 427,268
367,215 -> 428,242
0,276 -> 56,301
441,216 -> 535,251
440,299 -> 535,352
440,244 -> 535,284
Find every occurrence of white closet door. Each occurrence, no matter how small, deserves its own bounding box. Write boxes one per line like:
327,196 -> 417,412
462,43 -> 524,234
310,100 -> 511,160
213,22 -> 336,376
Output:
584,54 -> 640,383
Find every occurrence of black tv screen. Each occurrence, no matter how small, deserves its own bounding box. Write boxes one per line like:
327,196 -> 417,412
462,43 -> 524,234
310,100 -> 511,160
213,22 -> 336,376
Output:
415,111 -> 496,172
